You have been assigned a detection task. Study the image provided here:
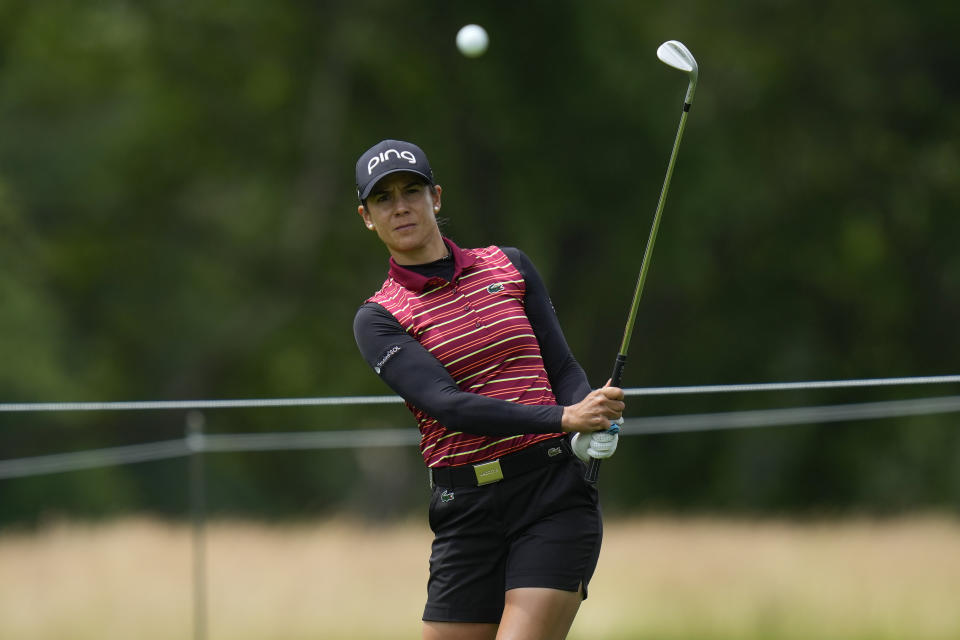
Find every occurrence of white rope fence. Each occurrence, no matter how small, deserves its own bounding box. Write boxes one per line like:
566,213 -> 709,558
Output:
0,395 -> 405,413
622,375 -> 960,396
1,375 -> 958,480
624,394 -> 960,435
1,375 -> 958,413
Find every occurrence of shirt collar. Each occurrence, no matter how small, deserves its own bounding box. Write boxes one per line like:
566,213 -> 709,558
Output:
387,237 -> 477,291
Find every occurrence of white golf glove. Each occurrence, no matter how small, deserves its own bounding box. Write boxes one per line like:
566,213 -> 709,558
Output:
571,419 -> 622,462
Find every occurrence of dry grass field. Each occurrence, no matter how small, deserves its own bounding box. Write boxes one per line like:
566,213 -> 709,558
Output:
1,515 -> 959,639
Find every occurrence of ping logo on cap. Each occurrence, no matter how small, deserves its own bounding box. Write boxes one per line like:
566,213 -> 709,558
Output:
356,139 -> 433,201
368,149 -> 417,175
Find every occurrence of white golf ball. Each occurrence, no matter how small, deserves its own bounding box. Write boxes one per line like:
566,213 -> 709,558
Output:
456,24 -> 488,58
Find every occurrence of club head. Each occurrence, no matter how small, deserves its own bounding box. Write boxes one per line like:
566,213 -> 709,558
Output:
656,40 -> 698,105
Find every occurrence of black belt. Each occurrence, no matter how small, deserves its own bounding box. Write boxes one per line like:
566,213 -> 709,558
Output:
429,436 -> 572,488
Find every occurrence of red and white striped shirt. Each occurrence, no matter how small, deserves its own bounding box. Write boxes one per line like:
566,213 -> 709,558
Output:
368,241 -> 563,467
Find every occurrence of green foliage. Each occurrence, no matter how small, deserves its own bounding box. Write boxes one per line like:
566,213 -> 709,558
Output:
1,0 -> 959,523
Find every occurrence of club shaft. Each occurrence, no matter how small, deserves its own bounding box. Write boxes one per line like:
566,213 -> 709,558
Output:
586,95 -> 692,483
617,103 -> 690,360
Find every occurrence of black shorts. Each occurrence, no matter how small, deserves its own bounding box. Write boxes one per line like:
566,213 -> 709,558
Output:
423,452 -> 603,623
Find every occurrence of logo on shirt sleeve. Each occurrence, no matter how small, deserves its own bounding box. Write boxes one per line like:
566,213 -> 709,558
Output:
373,345 -> 402,374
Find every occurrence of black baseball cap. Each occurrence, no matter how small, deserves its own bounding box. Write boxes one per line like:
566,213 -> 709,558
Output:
355,139 -> 435,201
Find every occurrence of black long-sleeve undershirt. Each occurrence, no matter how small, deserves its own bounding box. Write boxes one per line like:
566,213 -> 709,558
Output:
353,247 -> 591,437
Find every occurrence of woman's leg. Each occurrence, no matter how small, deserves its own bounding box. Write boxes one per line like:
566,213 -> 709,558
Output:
423,621 -> 498,640
496,587 -> 583,640
423,587 -> 581,640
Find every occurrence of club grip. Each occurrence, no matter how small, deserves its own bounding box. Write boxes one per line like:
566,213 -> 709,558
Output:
610,353 -> 627,388
585,446 -> 602,483
585,354 -> 628,483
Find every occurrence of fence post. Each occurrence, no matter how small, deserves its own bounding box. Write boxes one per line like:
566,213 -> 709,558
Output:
186,411 -> 207,640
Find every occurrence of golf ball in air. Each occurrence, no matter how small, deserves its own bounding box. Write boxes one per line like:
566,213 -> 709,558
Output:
456,24 -> 488,57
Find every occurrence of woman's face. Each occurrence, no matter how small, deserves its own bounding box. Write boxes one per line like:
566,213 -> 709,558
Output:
358,172 -> 444,263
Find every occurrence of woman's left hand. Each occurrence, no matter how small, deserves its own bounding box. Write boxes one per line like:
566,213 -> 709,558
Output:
560,381 -> 625,432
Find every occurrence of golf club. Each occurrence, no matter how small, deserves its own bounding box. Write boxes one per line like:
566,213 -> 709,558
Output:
586,40 -> 699,483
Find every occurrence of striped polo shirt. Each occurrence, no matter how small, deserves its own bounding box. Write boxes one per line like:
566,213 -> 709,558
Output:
368,240 -> 562,467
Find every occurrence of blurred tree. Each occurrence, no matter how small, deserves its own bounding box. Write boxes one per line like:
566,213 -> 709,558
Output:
0,0 -> 958,524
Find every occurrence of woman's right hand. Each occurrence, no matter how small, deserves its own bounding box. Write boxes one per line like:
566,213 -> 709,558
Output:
561,382 -> 625,433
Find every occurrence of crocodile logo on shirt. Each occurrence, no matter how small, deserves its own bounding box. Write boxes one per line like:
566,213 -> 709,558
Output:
486,283 -> 505,294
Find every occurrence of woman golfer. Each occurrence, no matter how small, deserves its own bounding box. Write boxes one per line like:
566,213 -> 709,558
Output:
353,140 -> 624,640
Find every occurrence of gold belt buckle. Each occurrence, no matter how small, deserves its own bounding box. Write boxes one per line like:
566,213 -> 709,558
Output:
473,459 -> 504,485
